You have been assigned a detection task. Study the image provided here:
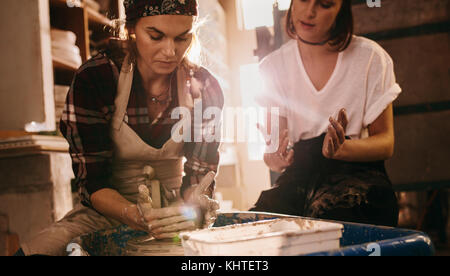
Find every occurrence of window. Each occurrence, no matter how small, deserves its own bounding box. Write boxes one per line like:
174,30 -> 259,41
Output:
277,0 -> 291,10
237,0 -> 291,30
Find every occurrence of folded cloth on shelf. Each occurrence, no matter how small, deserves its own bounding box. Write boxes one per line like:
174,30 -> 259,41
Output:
52,41 -> 81,56
52,48 -> 83,68
51,28 -> 82,68
51,29 -> 77,45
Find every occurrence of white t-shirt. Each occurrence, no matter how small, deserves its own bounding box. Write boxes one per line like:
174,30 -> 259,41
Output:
256,35 -> 402,142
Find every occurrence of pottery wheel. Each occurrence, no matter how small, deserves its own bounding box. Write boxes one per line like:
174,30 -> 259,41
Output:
125,236 -> 185,256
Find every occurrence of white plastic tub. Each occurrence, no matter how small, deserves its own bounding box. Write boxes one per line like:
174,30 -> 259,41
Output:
180,218 -> 344,256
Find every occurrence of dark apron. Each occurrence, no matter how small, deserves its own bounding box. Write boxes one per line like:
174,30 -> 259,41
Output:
250,134 -> 399,227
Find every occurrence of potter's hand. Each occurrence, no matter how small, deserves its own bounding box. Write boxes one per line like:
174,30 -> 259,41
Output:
122,185 -> 197,239
257,125 -> 294,173
185,171 -> 220,228
323,108 -> 348,159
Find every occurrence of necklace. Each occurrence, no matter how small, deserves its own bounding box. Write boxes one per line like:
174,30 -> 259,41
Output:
296,34 -> 329,46
149,86 -> 170,105
148,75 -> 173,105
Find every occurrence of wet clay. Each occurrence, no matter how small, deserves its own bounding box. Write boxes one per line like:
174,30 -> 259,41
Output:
125,236 -> 184,256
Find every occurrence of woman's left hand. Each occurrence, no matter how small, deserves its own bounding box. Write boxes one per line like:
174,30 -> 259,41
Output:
323,108 -> 348,159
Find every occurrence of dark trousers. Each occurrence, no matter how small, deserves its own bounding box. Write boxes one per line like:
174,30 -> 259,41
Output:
250,134 -> 399,227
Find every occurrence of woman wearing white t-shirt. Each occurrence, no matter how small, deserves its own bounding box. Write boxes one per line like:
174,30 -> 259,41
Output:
251,0 -> 401,226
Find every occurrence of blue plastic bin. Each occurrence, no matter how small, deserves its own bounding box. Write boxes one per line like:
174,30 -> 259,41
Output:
69,211 -> 434,256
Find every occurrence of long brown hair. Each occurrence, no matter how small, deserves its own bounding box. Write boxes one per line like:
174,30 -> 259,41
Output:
285,0 -> 353,51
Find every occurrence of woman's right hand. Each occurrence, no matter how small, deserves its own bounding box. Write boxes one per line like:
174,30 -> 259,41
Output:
120,204 -> 149,232
257,125 -> 294,173
132,185 -> 197,239
121,204 -> 197,239
322,108 -> 348,159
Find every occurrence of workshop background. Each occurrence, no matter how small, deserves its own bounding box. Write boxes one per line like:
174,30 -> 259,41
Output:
0,0 -> 448,256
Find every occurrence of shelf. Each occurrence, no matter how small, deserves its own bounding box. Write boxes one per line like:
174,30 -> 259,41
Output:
53,56 -> 79,72
50,0 -> 81,8
87,7 -> 113,28
0,131 -> 30,140
53,56 -> 78,85
50,0 -> 113,28
0,135 -> 69,158
48,0 -> 120,83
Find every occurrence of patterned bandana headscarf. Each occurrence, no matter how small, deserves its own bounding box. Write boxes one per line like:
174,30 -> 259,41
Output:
124,0 -> 198,22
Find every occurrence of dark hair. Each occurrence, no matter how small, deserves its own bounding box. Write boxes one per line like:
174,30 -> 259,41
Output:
285,0 -> 353,51
125,19 -> 141,65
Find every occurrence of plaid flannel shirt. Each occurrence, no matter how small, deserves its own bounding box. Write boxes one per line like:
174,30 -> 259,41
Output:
60,51 -> 224,207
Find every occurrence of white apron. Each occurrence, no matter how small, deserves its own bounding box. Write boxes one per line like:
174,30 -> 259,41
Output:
21,54 -> 193,256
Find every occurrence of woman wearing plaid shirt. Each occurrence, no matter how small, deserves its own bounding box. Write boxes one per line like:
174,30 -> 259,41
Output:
18,0 -> 223,256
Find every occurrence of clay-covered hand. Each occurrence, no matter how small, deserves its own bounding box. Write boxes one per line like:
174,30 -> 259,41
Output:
124,185 -> 197,239
185,171 -> 220,228
322,108 -> 349,159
